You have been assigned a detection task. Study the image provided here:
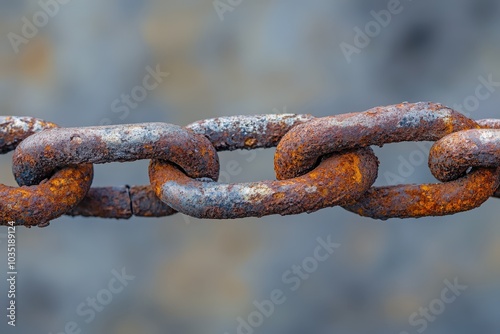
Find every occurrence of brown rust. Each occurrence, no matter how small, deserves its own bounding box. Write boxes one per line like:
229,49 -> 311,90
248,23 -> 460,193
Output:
149,148 -> 379,219
429,129 -> 500,181
478,118 -> 500,202
186,114 -> 314,151
0,116 -> 57,154
429,128 -> 500,199
275,102 -> 499,219
275,102 -> 479,180
0,164 -> 93,227
343,167 -> 499,220
1,117 -> 93,227
129,185 -> 176,217
478,119 -> 500,129
13,123 -> 220,186
10,123 -> 218,223
66,185 -> 176,218
66,186 -> 132,218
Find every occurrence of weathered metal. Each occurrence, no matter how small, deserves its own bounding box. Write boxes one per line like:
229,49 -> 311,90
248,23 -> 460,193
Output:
149,148 -> 379,218
429,128 -> 500,199
66,186 -> 176,218
3,104 -> 500,226
0,117 -> 92,227
13,123 -> 219,186
0,116 -> 58,154
186,114 -> 314,150
477,119 -> 500,198
151,114 -> 378,218
275,102 -> 500,219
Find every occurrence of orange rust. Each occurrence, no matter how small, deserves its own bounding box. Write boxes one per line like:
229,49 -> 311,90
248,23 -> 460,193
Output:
1,116 -> 93,227
4,109 -> 500,223
344,168 -> 499,220
149,148 -> 379,219
244,137 -> 257,147
275,102 -> 499,219
0,164 -> 93,227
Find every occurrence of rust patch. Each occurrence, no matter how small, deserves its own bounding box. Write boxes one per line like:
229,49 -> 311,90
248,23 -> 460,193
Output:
149,148 -> 379,219
275,102 -> 498,219
1,117 -> 92,227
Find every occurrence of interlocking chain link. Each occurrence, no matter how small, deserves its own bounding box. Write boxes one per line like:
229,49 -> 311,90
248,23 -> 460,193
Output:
1,102 -> 500,227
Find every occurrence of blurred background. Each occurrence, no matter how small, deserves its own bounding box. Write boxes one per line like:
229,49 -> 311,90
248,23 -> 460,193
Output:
1,0 -> 500,333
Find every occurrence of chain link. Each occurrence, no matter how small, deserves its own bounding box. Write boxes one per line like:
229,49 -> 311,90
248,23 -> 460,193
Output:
1,102 -> 500,226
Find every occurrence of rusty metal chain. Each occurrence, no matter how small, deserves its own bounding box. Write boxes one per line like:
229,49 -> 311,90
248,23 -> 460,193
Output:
1,102 -> 500,227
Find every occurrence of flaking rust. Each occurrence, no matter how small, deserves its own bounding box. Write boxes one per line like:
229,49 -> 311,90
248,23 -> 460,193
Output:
0,116 -> 58,154
478,119 -> 500,197
151,114 -> 379,218
343,168 -> 500,220
10,123 -> 219,222
187,114 -> 314,151
275,102 -> 500,219
0,117 -> 92,227
12,123 -> 219,186
429,127 -> 500,199
3,105 -> 500,225
149,148 -> 379,219
67,186 -> 175,218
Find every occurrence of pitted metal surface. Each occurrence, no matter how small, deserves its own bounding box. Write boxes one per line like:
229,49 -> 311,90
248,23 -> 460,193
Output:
3,103 -> 500,226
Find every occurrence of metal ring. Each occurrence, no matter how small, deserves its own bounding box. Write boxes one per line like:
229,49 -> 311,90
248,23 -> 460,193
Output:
275,102 -> 500,219
477,119 -> 500,198
13,123 -> 219,185
149,114 -> 379,218
0,117 -> 93,227
11,123 -> 219,220
429,128 -> 500,199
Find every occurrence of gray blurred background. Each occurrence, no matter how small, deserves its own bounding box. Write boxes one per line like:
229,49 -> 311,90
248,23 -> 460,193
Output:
1,0 -> 500,333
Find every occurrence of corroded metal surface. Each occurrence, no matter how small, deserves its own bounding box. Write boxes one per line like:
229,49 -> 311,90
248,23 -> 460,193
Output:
67,186 -> 176,218
275,102 -> 499,219
275,102 -> 479,179
3,104 -> 500,225
343,168 -> 500,220
187,114 -> 314,151
429,128 -> 500,199
149,113 -> 366,219
1,117 -> 92,227
478,119 -> 500,129
13,123 -> 219,186
0,116 -> 58,154
429,129 -> 500,182
477,119 -> 500,198
1,165 -> 93,227
149,149 -> 379,218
